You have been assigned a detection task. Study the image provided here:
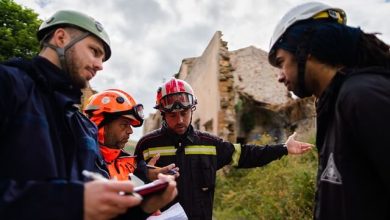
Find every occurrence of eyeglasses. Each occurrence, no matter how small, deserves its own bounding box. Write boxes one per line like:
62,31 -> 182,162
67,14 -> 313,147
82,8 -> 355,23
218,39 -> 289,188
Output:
160,93 -> 196,112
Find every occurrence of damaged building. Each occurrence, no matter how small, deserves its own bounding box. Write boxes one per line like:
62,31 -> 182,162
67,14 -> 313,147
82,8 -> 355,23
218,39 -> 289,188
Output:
144,31 -> 316,143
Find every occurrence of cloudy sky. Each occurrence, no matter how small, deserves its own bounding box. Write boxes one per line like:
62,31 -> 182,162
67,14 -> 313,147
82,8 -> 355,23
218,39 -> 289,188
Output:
14,0 -> 390,140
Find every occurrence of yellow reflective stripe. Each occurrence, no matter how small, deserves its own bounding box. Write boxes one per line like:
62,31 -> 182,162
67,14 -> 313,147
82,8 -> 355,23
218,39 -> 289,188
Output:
230,143 -> 241,167
143,146 -> 176,160
184,145 -> 216,155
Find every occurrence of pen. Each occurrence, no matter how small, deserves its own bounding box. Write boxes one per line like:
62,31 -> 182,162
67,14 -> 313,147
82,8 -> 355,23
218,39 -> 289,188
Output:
82,170 -> 108,181
82,170 -> 143,199
146,165 -> 177,175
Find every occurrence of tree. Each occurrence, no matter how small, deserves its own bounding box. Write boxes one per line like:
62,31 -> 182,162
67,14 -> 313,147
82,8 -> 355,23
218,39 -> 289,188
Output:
0,0 -> 41,62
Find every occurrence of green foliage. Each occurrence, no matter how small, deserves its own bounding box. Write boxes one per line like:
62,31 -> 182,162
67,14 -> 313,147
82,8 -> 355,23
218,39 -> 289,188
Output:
0,0 -> 41,62
213,135 -> 317,220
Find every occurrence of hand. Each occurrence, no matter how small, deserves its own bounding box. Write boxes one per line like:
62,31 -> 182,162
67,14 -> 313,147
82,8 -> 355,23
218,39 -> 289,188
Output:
285,132 -> 313,155
147,154 -> 180,180
84,180 -> 142,220
140,174 -> 178,214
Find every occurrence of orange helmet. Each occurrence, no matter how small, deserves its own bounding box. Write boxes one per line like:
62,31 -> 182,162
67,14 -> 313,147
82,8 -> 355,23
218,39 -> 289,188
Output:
155,78 -> 197,112
84,89 -> 144,128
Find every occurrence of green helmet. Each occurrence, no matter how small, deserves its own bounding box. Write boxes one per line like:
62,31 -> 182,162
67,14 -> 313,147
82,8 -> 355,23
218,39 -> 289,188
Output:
37,10 -> 111,61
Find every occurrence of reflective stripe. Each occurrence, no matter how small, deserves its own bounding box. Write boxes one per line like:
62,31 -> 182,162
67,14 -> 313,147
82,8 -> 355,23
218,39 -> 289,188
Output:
184,145 -> 216,155
230,143 -> 241,167
143,146 -> 176,160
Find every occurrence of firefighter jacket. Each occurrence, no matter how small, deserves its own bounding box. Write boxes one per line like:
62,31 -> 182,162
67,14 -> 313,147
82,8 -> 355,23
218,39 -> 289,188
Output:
0,57 -> 149,220
314,67 -> 390,220
135,124 -> 288,220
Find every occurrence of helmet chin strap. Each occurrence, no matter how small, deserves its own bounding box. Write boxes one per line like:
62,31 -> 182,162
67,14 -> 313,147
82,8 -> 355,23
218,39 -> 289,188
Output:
42,32 -> 90,74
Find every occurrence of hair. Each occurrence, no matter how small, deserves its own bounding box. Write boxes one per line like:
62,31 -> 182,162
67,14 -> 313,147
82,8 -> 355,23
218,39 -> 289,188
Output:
355,33 -> 390,68
39,25 -> 85,49
279,20 -> 390,69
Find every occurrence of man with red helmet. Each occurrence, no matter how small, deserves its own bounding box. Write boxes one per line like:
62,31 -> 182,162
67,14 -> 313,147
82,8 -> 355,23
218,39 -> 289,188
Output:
135,78 -> 313,219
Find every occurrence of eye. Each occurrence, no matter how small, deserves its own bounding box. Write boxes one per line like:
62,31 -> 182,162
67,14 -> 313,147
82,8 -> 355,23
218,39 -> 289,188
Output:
90,47 -> 98,55
275,58 -> 283,68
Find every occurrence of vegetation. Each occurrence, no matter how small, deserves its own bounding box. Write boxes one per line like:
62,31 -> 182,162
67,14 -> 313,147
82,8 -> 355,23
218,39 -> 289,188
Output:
213,134 -> 317,220
0,0 -> 41,62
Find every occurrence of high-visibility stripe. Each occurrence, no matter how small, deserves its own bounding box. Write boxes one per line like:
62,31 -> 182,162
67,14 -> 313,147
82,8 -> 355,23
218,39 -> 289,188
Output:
143,145 -> 217,159
230,143 -> 241,167
143,146 -> 176,160
184,145 -> 216,155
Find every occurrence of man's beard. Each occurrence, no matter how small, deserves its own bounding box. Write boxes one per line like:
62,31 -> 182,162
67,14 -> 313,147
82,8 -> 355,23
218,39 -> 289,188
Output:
65,48 -> 88,89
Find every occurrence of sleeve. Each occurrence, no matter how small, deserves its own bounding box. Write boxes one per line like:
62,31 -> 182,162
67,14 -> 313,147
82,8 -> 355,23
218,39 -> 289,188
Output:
339,76 -> 390,193
0,65 -> 18,135
0,180 -> 84,219
0,66 -> 85,219
237,143 -> 288,168
215,136 -> 287,169
115,205 -> 150,220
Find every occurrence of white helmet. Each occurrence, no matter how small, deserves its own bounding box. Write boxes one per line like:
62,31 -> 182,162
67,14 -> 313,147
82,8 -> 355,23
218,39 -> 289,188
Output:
268,2 -> 346,66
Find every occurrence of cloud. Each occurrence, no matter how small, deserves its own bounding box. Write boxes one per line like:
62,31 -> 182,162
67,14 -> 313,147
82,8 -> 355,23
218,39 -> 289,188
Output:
14,0 -> 390,139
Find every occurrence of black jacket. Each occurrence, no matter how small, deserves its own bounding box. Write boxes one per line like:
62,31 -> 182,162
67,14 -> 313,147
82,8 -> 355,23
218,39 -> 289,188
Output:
314,67 -> 390,220
0,57 -> 148,220
135,124 -> 288,219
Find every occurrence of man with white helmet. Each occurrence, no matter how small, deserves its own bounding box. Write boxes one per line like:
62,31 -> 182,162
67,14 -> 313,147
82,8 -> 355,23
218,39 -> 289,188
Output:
268,2 -> 390,219
0,10 -> 177,219
135,78 -> 312,219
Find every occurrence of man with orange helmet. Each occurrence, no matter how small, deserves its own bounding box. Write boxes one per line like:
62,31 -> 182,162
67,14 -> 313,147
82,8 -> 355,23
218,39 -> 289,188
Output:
268,2 -> 390,219
135,78 -> 313,219
84,89 -> 145,181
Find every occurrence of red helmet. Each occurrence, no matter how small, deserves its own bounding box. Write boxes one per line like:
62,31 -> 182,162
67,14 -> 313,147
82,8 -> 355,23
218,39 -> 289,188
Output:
155,78 -> 197,112
84,89 -> 144,128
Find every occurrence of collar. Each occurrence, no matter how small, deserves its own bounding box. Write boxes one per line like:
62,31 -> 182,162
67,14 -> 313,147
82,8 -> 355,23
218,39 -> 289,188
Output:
99,145 -> 122,163
161,123 -> 196,144
32,56 -> 82,104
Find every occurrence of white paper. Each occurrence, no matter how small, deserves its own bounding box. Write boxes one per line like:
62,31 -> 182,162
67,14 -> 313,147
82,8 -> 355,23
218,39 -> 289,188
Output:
147,202 -> 188,220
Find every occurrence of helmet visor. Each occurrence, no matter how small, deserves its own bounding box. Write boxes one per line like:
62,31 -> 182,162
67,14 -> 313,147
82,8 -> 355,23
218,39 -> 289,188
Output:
160,93 -> 195,112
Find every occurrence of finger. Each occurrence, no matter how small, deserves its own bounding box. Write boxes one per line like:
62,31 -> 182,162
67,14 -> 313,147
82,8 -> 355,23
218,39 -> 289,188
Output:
159,163 -> 176,173
105,181 -> 134,193
148,153 -> 160,166
157,173 -> 175,182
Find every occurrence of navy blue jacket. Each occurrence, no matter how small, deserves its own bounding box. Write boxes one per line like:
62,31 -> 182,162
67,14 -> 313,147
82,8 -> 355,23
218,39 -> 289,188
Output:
0,57 -> 150,220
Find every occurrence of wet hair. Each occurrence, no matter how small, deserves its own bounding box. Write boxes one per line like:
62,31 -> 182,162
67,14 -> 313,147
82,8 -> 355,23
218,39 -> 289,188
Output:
278,20 -> 390,69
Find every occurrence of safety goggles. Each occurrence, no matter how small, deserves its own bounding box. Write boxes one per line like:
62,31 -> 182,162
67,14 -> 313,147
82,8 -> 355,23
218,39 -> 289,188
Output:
120,104 -> 145,127
160,93 -> 196,112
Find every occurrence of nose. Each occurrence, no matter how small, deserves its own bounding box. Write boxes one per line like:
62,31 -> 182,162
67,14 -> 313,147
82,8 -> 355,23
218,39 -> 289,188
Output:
177,114 -> 184,123
126,126 -> 133,134
93,58 -> 103,71
277,70 -> 286,83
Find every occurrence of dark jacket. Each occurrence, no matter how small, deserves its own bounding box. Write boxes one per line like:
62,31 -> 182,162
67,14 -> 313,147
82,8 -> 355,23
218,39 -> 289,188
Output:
0,57 -> 148,220
135,124 -> 288,220
314,67 -> 390,220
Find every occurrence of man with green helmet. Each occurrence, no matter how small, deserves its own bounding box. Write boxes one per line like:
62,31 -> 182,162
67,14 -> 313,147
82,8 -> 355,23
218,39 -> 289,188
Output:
0,10 -> 177,220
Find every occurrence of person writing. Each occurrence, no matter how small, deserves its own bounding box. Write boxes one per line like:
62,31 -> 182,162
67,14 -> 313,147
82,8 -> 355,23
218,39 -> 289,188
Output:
268,2 -> 390,219
0,10 -> 176,220
135,78 -> 312,219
